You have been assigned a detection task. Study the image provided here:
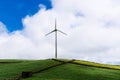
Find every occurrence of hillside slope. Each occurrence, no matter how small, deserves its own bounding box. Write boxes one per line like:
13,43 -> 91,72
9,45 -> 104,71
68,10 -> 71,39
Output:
0,59 -> 120,80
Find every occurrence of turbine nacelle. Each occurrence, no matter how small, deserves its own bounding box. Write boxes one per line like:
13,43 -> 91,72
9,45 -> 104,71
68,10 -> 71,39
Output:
45,29 -> 67,36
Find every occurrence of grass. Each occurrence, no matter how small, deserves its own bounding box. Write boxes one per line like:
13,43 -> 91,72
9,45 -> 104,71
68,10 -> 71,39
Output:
0,59 -> 60,78
23,63 -> 120,80
73,60 -> 120,70
0,59 -> 120,80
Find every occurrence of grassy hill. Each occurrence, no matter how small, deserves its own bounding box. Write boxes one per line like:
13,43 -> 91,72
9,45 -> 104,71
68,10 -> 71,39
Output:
0,59 -> 120,80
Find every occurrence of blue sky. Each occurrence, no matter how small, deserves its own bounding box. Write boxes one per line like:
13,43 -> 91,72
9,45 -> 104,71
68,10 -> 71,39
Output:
0,0 -> 52,32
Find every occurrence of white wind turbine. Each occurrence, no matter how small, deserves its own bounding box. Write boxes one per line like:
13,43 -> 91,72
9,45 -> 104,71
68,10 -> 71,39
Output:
46,19 -> 67,59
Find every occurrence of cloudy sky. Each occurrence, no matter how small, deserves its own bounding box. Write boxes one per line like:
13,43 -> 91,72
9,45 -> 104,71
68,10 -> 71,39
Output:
1,0 -> 120,64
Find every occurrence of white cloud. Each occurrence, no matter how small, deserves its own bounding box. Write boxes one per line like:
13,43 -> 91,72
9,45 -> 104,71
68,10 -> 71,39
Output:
0,22 -> 8,34
1,0 -> 120,64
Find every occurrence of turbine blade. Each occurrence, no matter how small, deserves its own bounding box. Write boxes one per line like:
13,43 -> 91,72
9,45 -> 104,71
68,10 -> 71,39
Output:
45,30 -> 55,36
58,30 -> 67,35
55,19 -> 57,29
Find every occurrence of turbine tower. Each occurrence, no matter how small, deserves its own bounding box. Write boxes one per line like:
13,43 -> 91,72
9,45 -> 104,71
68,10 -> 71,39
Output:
46,19 -> 67,59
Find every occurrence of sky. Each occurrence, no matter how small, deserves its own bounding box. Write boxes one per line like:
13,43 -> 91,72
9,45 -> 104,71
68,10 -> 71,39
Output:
0,0 -> 52,32
1,0 -> 120,64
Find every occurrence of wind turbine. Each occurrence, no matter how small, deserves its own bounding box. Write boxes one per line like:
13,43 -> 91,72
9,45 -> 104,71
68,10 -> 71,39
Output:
46,19 -> 67,59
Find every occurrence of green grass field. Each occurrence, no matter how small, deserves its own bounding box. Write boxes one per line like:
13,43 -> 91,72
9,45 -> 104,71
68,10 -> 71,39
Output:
0,59 -> 120,80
